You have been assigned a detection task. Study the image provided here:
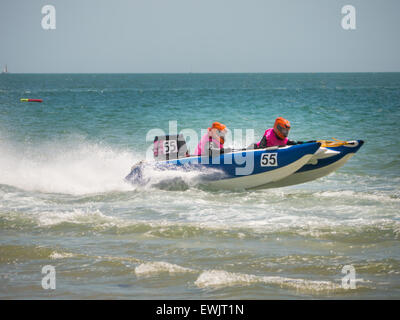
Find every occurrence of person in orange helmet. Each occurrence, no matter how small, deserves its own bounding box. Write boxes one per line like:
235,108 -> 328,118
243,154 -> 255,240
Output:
194,121 -> 232,156
252,117 -> 312,149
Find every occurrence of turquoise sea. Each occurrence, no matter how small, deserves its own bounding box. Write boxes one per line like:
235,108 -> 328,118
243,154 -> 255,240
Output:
0,73 -> 399,299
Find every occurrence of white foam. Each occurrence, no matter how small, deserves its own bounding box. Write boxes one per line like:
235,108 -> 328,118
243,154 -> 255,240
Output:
194,270 -> 341,292
316,190 -> 400,203
50,251 -> 75,259
134,261 -> 195,276
35,208 -> 113,227
0,138 -> 137,195
137,163 -> 225,190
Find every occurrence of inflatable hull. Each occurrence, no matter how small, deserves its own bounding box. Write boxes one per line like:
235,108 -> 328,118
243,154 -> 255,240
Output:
125,142 -> 322,190
253,140 -> 364,189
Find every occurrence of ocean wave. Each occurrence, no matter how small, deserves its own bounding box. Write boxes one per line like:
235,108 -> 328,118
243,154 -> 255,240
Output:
0,245 -> 55,263
135,261 -> 195,276
1,206 -> 399,243
194,270 -> 346,293
49,251 -> 76,259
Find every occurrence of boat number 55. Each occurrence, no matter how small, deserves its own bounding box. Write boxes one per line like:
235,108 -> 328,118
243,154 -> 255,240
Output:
260,153 -> 278,167
163,140 -> 178,154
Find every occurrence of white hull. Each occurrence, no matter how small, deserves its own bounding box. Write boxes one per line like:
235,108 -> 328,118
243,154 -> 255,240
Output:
253,153 -> 355,189
206,154 -> 314,190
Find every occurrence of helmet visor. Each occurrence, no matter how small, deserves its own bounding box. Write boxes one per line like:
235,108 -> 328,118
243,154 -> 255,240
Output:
277,124 -> 290,137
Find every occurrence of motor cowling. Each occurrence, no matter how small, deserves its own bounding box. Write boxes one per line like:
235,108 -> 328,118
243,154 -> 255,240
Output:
153,134 -> 188,160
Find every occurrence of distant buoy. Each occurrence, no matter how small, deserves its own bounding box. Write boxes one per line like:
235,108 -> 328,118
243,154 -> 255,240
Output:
20,98 -> 43,103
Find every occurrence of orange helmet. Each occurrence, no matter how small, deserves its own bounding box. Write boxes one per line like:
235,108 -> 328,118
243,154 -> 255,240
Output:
273,117 -> 291,140
210,122 -> 226,131
208,122 -> 227,144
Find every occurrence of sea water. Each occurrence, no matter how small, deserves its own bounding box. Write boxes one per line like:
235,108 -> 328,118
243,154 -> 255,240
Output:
0,73 -> 399,299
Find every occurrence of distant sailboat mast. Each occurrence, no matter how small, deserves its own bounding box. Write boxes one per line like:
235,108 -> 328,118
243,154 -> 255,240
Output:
2,64 -> 8,73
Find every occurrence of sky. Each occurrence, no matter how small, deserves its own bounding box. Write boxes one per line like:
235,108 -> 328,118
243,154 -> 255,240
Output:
0,0 -> 399,73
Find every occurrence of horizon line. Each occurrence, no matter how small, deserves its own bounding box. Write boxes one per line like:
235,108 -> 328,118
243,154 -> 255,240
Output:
2,71 -> 400,75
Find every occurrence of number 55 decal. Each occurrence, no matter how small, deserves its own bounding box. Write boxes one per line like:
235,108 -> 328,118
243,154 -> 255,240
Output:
163,140 -> 177,154
260,153 -> 278,167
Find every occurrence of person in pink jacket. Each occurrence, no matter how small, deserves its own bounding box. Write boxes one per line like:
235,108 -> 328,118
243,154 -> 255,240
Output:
194,122 -> 231,156
251,117 -> 313,149
257,117 -> 290,148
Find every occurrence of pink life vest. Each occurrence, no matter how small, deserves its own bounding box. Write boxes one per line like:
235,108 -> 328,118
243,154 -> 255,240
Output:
257,128 -> 288,148
194,132 -> 223,156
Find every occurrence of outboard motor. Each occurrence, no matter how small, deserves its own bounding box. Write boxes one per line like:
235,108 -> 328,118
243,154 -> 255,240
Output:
153,134 -> 189,161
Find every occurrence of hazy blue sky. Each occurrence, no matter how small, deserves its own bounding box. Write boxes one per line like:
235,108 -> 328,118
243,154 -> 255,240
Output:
1,0 -> 399,73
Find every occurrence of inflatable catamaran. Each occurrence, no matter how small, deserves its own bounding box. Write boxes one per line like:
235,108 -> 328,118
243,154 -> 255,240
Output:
125,135 -> 364,190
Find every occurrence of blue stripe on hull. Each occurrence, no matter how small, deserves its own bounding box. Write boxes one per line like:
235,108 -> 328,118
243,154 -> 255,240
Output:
157,142 -> 321,180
